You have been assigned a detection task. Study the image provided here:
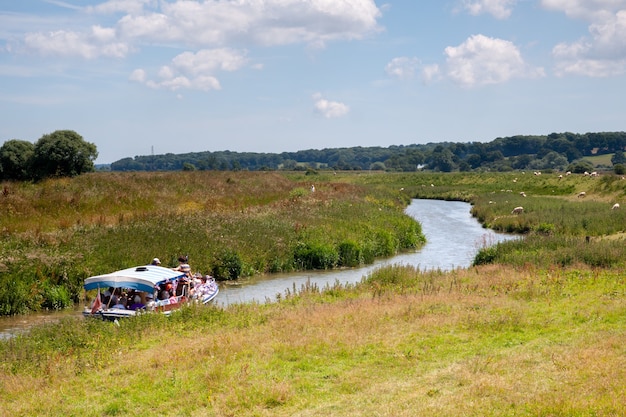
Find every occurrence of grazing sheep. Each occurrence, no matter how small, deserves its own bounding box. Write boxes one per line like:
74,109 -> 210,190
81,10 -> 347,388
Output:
578,191 -> 586,198
511,206 -> 524,214
519,191 -> 526,197
612,203 -> 620,210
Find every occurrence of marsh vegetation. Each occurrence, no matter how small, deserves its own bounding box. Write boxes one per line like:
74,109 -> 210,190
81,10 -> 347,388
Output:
1,170 -> 625,416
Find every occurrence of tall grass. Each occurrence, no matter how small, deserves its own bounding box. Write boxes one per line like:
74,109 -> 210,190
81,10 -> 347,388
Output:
0,171 -> 424,314
1,264 -> 623,416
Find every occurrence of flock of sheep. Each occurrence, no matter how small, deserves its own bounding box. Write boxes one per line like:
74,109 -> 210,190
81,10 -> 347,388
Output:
506,171 -> 621,215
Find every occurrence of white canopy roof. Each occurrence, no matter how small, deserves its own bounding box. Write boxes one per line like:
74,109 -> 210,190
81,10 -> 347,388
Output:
84,265 -> 186,293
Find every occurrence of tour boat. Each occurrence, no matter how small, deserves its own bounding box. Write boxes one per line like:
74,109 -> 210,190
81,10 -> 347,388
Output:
82,264 -> 219,321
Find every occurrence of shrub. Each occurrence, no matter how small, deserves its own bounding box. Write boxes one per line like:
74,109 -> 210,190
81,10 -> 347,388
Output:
211,250 -> 244,280
293,242 -> 339,270
338,240 -> 362,267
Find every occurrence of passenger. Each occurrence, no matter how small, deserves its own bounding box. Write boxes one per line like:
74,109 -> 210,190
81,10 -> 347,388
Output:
129,295 -> 145,310
111,295 -> 127,309
175,256 -> 191,296
144,292 -> 155,308
175,256 -> 191,276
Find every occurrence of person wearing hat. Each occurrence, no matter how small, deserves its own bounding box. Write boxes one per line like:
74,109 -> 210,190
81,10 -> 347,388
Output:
151,258 -> 161,266
175,256 -> 191,297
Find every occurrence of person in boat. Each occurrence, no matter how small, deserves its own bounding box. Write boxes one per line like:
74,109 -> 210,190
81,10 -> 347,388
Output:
129,295 -> 145,310
111,295 -> 127,309
175,256 -> 191,297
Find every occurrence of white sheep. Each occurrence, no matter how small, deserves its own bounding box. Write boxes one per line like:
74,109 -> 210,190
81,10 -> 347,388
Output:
578,191 -> 586,198
519,191 -> 526,197
511,206 -> 524,214
612,203 -> 620,210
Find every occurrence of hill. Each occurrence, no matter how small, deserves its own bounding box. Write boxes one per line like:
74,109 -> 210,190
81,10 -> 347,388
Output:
110,131 -> 626,173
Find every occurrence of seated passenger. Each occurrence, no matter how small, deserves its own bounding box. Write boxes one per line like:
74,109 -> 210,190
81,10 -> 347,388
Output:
111,296 -> 127,309
129,295 -> 145,310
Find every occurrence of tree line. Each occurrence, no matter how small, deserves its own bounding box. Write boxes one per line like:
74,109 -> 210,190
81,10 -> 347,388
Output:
3,131 -> 626,180
109,131 -> 626,173
0,130 -> 98,181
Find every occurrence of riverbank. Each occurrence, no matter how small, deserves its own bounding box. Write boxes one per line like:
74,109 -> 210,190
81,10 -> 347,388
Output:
0,171 -> 424,315
1,263 -> 623,416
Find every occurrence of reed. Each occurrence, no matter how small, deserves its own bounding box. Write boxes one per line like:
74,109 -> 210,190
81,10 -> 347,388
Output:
0,171 -> 424,314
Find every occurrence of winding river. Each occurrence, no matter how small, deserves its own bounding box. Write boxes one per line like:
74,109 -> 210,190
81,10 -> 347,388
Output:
0,199 -> 517,339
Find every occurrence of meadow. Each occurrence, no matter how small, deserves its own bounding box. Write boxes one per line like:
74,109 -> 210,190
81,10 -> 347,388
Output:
0,170 -> 625,416
0,171 -> 422,314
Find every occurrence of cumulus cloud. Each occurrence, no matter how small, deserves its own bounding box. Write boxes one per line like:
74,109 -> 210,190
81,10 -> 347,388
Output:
21,26 -> 131,59
312,93 -> 350,118
444,34 -> 545,87
542,0 -> 626,76
9,0 -> 383,93
385,57 -> 420,80
129,48 -> 246,91
459,0 -> 517,19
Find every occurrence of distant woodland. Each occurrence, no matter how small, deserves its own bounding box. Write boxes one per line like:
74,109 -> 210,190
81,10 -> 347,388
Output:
110,131 -> 626,173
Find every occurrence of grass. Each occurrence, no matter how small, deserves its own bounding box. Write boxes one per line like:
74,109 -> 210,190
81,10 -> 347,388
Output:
1,170 -> 625,415
0,171 -> 423,314
0,264 -> 624,416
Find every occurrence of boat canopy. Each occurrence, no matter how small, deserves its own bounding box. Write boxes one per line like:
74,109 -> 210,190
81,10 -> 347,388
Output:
84,265 -> 186,293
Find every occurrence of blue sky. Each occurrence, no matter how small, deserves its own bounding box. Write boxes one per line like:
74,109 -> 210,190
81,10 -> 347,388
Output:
1,0 -> 625,164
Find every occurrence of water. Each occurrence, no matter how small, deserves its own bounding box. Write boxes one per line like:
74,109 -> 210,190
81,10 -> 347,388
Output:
0,199 -> 517,338
217,199 -> 517,306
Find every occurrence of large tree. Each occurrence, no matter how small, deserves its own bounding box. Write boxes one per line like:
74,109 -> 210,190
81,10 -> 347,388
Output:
30,130 -> 98,179
0,139 -> 34,180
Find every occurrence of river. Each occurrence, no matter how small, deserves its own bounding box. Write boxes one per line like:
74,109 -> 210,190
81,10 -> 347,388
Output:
0,199 -> 517,339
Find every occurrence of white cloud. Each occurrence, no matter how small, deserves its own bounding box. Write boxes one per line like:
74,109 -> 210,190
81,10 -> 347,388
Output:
542,0 -> 626,76
171,48 -> 249,75
422,64 -> 441,83
385,57 -> 420,80
8,0 -> 383,93
444,34 -> 545,87
85,0 -> 157,15
312,93 -> 350,118
130,48 -> 243,92
129,68 -> 146,82
21,26 -> 131,59
459,0 -> 517,19
112,0 -> 382,49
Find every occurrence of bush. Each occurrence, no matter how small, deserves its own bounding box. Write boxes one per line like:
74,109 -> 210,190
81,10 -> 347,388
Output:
211,250 -> 244,280
338,240 -> 362,267
293,242 -> 339,270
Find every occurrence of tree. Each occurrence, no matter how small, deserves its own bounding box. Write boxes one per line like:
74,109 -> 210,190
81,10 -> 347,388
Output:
611,150 -> 626,165
30,130 -> 98,180
0,139 -> 34,180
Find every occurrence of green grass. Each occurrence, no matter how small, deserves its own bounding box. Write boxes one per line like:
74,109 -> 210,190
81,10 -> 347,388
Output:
0,171 -> 423,314
1,170 -> 626,415
1,264 -> 624,416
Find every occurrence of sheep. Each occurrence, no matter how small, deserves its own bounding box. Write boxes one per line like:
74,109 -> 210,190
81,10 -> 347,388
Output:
578,191 -> 586,198
511,206 -> 524,214
612,203 -> 620,210
519,191 -> 526,197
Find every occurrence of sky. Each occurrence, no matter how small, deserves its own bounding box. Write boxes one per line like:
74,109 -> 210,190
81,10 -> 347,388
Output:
1,1 -> 625,164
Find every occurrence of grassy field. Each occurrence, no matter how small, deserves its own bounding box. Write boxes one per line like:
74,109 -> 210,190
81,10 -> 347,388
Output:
1,170 -> 625,416
0,264 -> 623,416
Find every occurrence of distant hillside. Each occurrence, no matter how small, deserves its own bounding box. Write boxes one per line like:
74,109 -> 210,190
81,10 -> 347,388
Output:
110,131 -> 626,173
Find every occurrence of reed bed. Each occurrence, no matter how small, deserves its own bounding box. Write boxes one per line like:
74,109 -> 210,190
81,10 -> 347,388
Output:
0,171 -> 423,314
